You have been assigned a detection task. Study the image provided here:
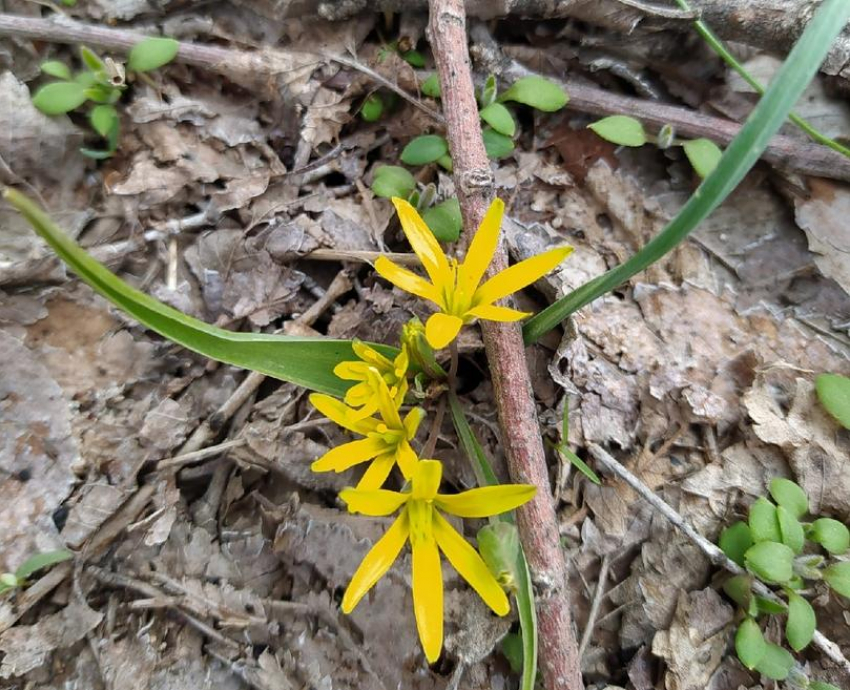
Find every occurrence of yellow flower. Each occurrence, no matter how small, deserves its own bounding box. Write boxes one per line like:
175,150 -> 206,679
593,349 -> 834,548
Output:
310,371 -> 423,490
375,197 -> 573,349
340,459 -> 536,663
334,340 -> 409,418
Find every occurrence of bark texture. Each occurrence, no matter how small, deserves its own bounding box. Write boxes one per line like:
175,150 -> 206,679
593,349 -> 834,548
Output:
426,2 -> 583,689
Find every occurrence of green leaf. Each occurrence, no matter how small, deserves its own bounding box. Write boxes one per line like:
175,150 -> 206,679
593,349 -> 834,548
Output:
815,373 -> 850,429
360,93 -> 384,121
521,0 -> 850,345
755,596 -> 787,615
401,134 -> 448,165
90,104 -> 119,139
559,446 -> 601,485
811,682 -> 842,690
749,497 -> 781,543
785,591 -> 816,651
3,189 -> 390,396
422,197 -> 463,242
421,74 -> 441,98
478,522 -> 521,588
683,137 -> 722,178
31,81 -> 88,115
482,128 -> 515,159
745,541 -> 794,584
479,102 -> 516,137
0,573 -> 19,589
720,521 -> 754,566
754,642 -> 794,681
735,617 -> 766,670
501,633 -> 524,675
824,561 -> 850,598
127,37 -> 180,73
809,518 -> 850,555
770,478 -> 808,518
40,60 -> 72,80
79,45 -> 105,73
371,165 -> 416,199
401,49 -> 426,68
777,506 -> 805,554
448,392 -> 537,690
479,74 -> 498,108
498,75 -> 568,112
436,153 -> 453,172
15,550 -> 73,581
722,574 -> 753,609
588,115 -> 647,147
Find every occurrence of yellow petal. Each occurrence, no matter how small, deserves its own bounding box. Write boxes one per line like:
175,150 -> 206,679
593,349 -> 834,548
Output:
352,340 -> 393,370
425,312 -> 464,350
311,437 -> 387,473
309,393 -> 377,435
334,361 -> 371,381
391,197 -> 452,288
374,256 -> 441,305
433,511 -> 509,615
466,303 -> 529,322
412,459 -> 443,501
457,197 -> 504,297
434,484 -> 536,518
342,510 -> 409,613
473,246 -> 573,307
357,453 -> 397,490
369,370 -> 403,429
411,531 -> 443,663
342,381 -> 372,406
403,406 -> 425,439
395,439 -> 419,480
340,487 -> 408,515
393,347 -> 410,378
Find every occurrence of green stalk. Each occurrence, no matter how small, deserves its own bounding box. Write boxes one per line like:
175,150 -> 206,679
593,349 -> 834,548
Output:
522,0 -> 850,345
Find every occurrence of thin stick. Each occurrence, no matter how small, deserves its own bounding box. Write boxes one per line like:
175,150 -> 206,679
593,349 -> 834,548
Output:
577,554 -> 610,660
427,1 -> 584,688
587,442 -> 850,674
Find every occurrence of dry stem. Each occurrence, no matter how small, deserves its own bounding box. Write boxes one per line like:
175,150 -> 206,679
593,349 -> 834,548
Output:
426,2 -> 583,688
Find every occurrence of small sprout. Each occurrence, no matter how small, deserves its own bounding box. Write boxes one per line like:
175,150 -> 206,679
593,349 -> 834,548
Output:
90,104 -> 119,139
482,128 -> 514,159
422,197 -> 463,242
588,115 -> 647,147
770,478 -> 808,518
745,541 -> 795,584
754,642 -> 794,681
401,49 -> 426,68
793,554 -> 824,581
32,81 -> 88,115
479,102 -> 516,137
79,45 -> 105,72
498,75 -> 568,112
371,165 -> 416,200
785,591 -> 816,652
749,497 -> 782,543
360,93 -> 384,122
824,561 -> 850,597
683,137 -> 722,178
815,373 -> 850,429
401,134 -> 449,165
777,505 -> 805,554
808,518 -> 850,555
722,574 -> 753,609
735,617 -> 766,670
421,74 -> 441,98
479,74 -> 498,108
436,153 -> 453,172
657,123 -> 676,149
719,521 -> 753,567
40,60 -> 72,80
127,37 -> 180,73
755,596 -> 787,615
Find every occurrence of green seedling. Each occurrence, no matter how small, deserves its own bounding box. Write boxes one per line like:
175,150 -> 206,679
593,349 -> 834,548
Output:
0,550 -> 73,596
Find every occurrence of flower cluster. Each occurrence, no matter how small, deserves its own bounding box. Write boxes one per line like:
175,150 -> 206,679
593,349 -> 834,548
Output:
307,197 -> 572,662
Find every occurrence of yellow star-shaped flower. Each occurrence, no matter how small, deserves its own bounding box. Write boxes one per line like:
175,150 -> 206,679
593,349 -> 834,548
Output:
340,459 -> 536,663
333,340 -> 409,418
375,197 -> 573,349
310,371 -> 423,490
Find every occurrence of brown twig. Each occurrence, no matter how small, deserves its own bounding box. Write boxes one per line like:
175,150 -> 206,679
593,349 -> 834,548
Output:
426,2 -> 583,689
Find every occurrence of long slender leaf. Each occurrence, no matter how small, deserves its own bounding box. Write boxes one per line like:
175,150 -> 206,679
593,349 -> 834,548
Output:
522,0 -> 850,344
4,189 -> 395,396
449,392 -> 537,690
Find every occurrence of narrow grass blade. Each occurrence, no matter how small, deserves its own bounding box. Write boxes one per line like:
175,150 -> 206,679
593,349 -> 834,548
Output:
523,0 -> 850,344
4,189 -> 395,396
449,392 -> 538,690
